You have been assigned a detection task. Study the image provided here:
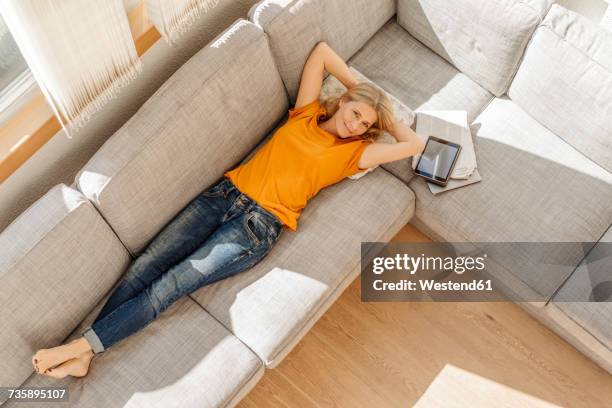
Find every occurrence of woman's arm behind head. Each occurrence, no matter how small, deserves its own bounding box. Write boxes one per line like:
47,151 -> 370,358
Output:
295,42 -> 358,110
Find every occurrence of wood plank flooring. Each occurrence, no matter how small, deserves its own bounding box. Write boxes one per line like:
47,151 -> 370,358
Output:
238,224 -> 612,408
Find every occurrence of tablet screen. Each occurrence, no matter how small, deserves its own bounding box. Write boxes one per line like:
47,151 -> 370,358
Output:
415,137 -> 460,181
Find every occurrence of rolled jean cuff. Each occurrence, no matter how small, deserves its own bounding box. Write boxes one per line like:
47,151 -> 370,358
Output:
81,327 -> 105,354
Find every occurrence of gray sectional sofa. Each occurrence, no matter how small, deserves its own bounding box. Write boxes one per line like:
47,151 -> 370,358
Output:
0,0 -> 610,406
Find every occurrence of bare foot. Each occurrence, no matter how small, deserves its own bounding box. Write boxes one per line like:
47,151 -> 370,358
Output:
43,350 -> 94,379
32,338 -> 92,374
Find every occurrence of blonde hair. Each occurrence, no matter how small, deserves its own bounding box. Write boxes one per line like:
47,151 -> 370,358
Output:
321,82 -> 395,142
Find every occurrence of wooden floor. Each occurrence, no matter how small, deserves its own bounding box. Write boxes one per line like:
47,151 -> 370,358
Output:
238,224 -> 612,408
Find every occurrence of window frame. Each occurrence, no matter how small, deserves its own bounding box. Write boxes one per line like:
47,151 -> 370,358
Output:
0,1 -> 159,184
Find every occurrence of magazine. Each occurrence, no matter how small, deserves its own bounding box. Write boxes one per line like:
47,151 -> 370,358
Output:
410,110 -> 481,194
411,110 -> 477,180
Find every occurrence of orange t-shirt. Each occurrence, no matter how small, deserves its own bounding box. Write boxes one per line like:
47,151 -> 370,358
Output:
224,100 -> 372,232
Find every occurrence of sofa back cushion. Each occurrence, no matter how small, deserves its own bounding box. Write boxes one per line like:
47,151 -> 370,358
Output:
248,0 -> 395,102
0,184 -> 131,394
509,4 -> 612,172
397,0 -> 552,96
75,20 -> 288,255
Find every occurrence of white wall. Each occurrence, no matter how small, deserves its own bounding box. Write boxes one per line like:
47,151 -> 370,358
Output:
0,0 -> 259,232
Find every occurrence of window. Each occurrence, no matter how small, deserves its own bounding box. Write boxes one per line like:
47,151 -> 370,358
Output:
0,1 -> 158,184
0,15 -> 38,127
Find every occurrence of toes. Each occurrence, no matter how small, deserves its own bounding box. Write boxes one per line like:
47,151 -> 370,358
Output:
42,361 -> 68,379
32,355 -> 42,373
43,367 -> 58,378
32,350 -> 47,372
44,358 -> 85,379
43,367 -> 65,379
32,344 -> 85,376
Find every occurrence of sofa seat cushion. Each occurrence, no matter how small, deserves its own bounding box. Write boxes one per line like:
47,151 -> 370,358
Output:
75,20 -> 288,256
552,226 -> 612,352
508,4 -> 612,173
4,297 -> 263,408
408,97 -> 612,299
349,20 -> 493,185
0,184 -> 131,392
190,167 -> 415,367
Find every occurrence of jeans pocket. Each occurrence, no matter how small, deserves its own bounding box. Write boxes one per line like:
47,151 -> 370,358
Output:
200,182 -> 226,198
243,212 -> 264,247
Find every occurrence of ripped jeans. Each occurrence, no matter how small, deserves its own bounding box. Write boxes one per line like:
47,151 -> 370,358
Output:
81,177 -> 283,353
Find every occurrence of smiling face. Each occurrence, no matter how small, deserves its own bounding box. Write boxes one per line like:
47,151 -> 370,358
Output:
333,98 -> 378,139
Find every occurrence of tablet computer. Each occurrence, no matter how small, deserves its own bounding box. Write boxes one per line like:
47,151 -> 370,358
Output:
414,136 -> 462,186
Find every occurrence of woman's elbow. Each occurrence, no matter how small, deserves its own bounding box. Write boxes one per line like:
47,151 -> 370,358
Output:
308,42 -> 328,61
314,41 -> 334,58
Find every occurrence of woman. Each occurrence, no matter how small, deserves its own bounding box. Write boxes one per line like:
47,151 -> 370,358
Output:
31,41 -> 425,378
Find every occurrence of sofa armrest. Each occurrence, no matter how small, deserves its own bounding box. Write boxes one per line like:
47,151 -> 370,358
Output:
0,184 -> 131,390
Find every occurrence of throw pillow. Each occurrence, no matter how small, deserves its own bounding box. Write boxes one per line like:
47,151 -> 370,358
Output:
319,67 -> 415,179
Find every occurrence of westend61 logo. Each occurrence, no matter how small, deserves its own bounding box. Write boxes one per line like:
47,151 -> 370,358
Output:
372,253 -> 487,275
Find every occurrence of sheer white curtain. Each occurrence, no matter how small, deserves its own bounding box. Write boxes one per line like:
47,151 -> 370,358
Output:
603,1 -> 612,31
0,18 -> 21,71
146,0 -> 220,44
0,0 -> 142,138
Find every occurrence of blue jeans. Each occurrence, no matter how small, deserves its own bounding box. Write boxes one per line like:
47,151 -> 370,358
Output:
81,177 -> 283,353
